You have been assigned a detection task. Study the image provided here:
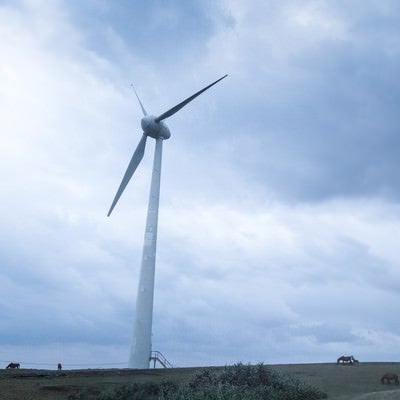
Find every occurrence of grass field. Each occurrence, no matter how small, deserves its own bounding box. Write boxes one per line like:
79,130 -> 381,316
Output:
1,362 -> 400,399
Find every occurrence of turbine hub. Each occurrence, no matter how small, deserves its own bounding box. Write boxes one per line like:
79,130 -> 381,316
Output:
141,115 -> 171,140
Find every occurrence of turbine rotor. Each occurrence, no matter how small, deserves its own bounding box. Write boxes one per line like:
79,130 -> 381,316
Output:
108,74 -> 227,217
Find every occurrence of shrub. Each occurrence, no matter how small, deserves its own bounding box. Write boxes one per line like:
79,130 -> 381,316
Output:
91,364 -> 327,400
179,364 -> 327,400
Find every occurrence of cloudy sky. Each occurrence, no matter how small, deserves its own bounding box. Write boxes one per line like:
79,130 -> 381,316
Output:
1,0 -> 400,369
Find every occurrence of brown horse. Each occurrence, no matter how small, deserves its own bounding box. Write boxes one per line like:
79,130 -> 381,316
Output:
381,373 -> 399,384
6,362 -> 20,369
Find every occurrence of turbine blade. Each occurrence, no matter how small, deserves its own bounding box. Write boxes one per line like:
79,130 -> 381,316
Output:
131,84 -> 147,116
107,134 -> 147,217
155,74 -> 228,123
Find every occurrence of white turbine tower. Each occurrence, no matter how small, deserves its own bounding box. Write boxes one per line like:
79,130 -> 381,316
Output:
108,75 -> 227,369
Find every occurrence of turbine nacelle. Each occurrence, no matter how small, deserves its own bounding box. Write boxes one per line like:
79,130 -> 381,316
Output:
141,115 -> 171,140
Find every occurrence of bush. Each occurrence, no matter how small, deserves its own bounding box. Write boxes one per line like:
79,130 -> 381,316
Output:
179,364 -> 327,400
90,364 -> 327,400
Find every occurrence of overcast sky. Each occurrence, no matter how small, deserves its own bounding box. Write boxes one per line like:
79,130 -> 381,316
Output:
1,0 -> 400,369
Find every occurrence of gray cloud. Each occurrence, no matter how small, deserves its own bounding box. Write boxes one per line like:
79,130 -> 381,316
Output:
1,0 -> 400,368
197,1 -> 400,202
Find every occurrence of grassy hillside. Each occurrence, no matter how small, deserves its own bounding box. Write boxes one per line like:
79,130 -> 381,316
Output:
1,362 -> 399,399
272,362 -> 400,399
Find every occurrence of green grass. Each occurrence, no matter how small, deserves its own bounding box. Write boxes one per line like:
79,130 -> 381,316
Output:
273,362 -> 400,399
0,362 -> 399,399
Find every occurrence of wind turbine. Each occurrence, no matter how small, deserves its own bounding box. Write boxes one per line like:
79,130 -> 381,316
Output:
108,74 -> 228,369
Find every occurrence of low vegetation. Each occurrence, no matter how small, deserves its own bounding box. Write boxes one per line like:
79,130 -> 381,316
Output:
2,362 -> 400,399
68,363 -> 327,400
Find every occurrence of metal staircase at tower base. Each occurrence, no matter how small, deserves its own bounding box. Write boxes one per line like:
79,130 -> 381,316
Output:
149,351 -> 173,368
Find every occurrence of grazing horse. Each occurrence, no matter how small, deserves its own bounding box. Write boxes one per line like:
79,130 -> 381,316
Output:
6,362 -> 20,369
381,373 -> 399,385
337,355 -> 356,365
